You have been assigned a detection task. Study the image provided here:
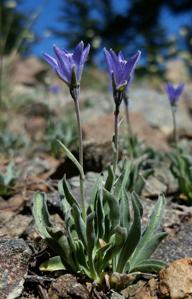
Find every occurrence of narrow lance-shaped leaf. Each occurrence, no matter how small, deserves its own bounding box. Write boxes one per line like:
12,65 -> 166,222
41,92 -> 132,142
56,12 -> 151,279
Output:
129,232 -> 167,270
90,174 -> 103,205
75,239 -> 88,271
103,188 -> 120,231
139,195 -> 165,245
47,227 -> 77,271
100,226 -> 127,273
129,195 -> 166,266
57,139 -> 85,179
130,259 -> 167,273
132,191 -> 143,217
60,176 -> 79,207
103,215 -> 110,242
119,189 -> 130,229
32,192 -> 52,239
65,216 -> 79,269
86,212 -> 97,279
71,204 -> 87,247
116,193 -> 141,273
104,166 -> 114,191
40,256 -> 66,272
114,160 -> 131,198
96,187 -> 105,238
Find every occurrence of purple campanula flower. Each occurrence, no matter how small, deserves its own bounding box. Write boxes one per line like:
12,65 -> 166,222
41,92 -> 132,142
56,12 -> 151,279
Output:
104,48 -> 141,93
165,82 -> 185,106
43,41 -> 90,96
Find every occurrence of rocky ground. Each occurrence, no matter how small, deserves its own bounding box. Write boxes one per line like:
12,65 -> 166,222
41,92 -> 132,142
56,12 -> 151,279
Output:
0,55 -> 192,298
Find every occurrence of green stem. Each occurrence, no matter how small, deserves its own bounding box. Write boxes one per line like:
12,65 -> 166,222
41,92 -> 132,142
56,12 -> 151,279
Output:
73,97 -> 85,219
113,107 -> 119,175
171,106 -> 177,148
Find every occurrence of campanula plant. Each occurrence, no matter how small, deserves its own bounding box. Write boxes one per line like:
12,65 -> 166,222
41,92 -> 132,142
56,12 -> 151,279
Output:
169,149 -> 192,206
33,42 -> 166,287
104,48 -> 141,172
165,82 -> 184,147
33,168 -> 166,284
43,41 -> 90,218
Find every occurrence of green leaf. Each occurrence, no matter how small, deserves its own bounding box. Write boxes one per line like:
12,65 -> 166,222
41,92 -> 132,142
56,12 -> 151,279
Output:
59,177 -> 79,207
100,226 -> 126,272
57,139 -> 85,179
119,189 -> 130,229
40,256 -> 66,271
32,192 -> 52,239
71,204 -> 87,247
129,195 -> 166,267
105,166 -> 114,191
141,194 -> 165,241
131,191 -> 143,217
65,217 -> 78,269
129,232 -> 167,269
103,215 -> 110,242
130,259 -> 167,273
90,174 -> 103,205
47,227 -> 77,270
96,188 -> 105,238
86,212 -> 96,254
103,188 -> 120,230
116,193 -> 141,273
86,212 -> 97,278
75,239 -> 88,270
114,160 -> 131,199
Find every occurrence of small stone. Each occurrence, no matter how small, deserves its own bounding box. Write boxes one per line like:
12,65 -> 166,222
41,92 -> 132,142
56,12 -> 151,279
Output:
48,274 -> 89,299
159,258 -> 192,298
110,290 -> 125,299
153,224 -> 192,263
142,176 -> 167,198
0,239 -> 32,299
135,278 -> 159,299
0,214 -> 32,238
121,279 -> 159,299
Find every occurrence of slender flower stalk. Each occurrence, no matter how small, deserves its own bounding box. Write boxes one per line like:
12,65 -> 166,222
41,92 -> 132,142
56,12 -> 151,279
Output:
71,89 -> 85,218
43,41 -> 90,218
171,106 -> 177,146
113,91 -> 123,173
104,48 -> 141,173
165,82 -> 184,148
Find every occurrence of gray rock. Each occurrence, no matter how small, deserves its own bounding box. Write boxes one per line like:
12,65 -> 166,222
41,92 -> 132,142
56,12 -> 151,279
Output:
129,87 -> 192,135
48,274 -> 89,299
0,239 -> 32,299
153,223 -> 192,263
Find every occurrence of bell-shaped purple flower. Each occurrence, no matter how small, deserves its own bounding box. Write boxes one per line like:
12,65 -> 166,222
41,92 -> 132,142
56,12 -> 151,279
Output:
43,41 -> 90,89
165,82 -> 185,106
104,48 -> 141,92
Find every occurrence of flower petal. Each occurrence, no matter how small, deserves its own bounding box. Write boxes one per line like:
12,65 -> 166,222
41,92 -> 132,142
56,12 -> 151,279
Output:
53,45 -> 72,84
104,48 -> 114,74
43,53 -> 58,69
122,50 -> 141,82
76,43 -> 90,81
73,41 -> 84,65
175,82 -> 184,99
80,43 -> 90,65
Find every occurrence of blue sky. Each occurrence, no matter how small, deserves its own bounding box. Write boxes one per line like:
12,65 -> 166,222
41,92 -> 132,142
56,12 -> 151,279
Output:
16,0 -> 191,56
